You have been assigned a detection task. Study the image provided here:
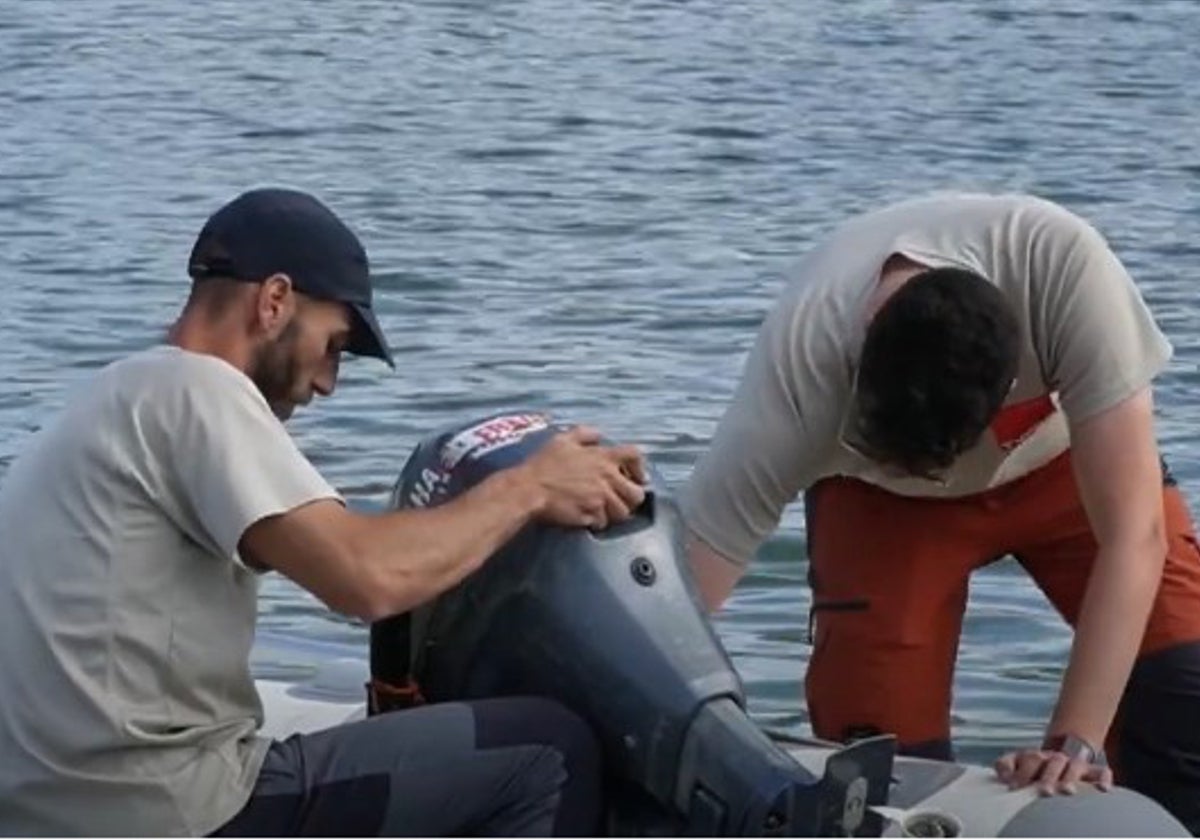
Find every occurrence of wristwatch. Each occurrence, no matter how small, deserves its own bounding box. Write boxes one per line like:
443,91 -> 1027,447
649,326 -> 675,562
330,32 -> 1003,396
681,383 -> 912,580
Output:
1042,733 -> 1107,767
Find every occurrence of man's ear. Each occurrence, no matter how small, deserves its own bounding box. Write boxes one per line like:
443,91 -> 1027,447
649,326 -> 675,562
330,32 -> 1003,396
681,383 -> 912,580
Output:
255,273 -> 297,338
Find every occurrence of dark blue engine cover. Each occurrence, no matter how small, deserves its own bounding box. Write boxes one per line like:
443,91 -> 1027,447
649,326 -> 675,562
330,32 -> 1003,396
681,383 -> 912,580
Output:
386,411 -> 744,805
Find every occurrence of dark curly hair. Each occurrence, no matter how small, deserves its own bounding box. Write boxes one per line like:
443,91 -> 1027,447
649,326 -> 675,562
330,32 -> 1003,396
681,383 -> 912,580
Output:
854,267 -> 1020,477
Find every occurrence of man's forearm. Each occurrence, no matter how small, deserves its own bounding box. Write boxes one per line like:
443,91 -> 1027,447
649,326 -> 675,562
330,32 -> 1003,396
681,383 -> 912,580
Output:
686,531 -> 746,612
352,467 -> 546,617
1048,537 -> 1164,747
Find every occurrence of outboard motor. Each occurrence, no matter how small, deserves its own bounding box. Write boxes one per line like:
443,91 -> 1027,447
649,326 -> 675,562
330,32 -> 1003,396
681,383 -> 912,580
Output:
369,412 -> 896,837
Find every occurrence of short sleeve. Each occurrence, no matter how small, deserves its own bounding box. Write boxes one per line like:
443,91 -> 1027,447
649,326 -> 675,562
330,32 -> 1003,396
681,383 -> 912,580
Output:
1030,203 -> 1172,423
141,359 -> 342,565
680,287 -> 843,566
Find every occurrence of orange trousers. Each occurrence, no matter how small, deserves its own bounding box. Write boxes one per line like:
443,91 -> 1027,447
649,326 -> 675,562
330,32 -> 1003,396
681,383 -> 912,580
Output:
804,451 -> 1200,766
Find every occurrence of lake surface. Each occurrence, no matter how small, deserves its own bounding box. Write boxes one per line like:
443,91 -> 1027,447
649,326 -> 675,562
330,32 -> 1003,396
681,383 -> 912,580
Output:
3,0 -> 1199,765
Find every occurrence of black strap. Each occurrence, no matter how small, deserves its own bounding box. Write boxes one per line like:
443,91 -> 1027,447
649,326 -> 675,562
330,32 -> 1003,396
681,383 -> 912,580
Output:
367,612 -> 422,713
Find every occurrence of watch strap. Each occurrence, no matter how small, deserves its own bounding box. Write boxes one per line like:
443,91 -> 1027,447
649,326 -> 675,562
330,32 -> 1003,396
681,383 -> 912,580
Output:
1042,733 -> 1107,766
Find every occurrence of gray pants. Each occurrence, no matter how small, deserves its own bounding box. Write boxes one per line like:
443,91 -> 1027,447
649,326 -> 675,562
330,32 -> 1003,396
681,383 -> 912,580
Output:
212,696 -> 602,837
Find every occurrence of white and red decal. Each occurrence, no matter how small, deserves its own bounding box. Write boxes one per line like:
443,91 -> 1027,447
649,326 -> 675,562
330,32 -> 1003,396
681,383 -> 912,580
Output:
440,413 -> 551,469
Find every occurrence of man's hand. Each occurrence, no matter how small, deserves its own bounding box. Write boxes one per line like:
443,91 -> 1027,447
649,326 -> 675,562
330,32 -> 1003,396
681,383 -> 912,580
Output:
521,425 -> 647,529
994,745 -> 1112,796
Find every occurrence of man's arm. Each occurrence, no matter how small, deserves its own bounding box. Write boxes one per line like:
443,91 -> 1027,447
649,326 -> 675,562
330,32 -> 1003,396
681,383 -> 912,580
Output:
681,279 -> 844,611
1052,388 -> 1165,741
240,426 -> 646,621
686,531 -> 747,612
995,200 -> 1175,793
996,388 -> 1164,794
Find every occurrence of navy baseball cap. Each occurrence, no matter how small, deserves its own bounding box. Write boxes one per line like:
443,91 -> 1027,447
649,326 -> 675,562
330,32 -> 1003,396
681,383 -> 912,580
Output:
187,188 -> 394,367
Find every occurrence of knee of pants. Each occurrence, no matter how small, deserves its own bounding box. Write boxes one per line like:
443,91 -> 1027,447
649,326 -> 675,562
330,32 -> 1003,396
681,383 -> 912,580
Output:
473,699 -> 604,837
532,698 -> 601,770
514,742 -> 570,799
806,614 -> 957,759
473,696 -> 601,778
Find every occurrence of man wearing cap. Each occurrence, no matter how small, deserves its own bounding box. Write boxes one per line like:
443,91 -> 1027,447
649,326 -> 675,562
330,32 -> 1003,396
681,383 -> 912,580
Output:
681,193 -> 1200,831
0,188 -> 647,836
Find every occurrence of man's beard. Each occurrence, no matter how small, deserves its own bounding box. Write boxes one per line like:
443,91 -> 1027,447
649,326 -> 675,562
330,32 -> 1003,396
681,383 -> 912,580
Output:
249,320 -> 302,420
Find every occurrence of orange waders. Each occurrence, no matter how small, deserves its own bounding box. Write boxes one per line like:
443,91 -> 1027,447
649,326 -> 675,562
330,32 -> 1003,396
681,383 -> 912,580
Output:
804,451 -> 1200,832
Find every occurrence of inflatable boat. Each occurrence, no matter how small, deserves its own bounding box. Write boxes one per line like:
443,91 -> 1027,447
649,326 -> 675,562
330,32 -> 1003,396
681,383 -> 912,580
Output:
256,412 -> 1188,837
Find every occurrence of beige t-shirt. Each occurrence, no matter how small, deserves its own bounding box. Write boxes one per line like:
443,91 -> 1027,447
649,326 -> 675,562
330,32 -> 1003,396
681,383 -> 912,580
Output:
0,346 -> 340,836
682,193 -> 1172,567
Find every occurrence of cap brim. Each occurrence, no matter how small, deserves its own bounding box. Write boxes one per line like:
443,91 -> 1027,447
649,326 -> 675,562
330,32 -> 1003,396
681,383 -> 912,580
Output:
347,303 -> 395,368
